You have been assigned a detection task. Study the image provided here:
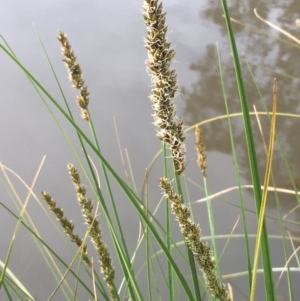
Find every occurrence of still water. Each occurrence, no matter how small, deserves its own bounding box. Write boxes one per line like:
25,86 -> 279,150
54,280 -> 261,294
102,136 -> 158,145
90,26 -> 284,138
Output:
1,0 -> 300,300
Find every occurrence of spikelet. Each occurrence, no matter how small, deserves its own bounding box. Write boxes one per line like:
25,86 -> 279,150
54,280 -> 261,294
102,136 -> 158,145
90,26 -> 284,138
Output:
67,163 -> 117,301
159,177 -> 231,301
41,191 -> 91,267
58,30 -> 90,121
195,126 -> 207,177
143,0 -> 186,174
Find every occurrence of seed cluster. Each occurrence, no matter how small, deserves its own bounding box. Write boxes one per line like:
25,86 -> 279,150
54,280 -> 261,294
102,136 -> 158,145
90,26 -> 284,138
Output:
58,30 -> 90,121
195,126 -> 207,177
143,0 -> 186,174
67,163 -> 117,301
159,177 -> 231,301
41,191 -> 91,267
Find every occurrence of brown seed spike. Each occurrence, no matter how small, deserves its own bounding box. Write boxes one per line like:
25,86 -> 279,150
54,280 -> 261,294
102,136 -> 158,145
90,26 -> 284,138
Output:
57,30 -> 90,121
195,126 -> 207,177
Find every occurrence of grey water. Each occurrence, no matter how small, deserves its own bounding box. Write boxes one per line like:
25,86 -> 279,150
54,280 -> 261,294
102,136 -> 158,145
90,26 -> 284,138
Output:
1,0 -> 300,300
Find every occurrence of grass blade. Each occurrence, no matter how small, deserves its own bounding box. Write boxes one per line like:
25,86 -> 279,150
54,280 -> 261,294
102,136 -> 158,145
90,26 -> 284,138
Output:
220,0 -> 276,299
215,42 -> 252,292
250,79 -> 277,301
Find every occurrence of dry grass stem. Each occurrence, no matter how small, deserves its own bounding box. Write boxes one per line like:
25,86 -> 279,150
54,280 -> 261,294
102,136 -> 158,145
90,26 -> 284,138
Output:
143,0 -> 186,174
159,177 -> 231,301
58,30 -> 90,121
195,126 -> 207,177
41,191 -> 92,267
67,163 -> 117,301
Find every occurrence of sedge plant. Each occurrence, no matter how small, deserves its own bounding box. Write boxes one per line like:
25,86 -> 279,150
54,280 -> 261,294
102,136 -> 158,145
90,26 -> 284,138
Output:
1,0 -> 299,300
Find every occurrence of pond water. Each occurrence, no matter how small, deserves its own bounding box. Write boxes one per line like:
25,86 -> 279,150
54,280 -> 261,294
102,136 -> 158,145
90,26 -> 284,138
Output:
1,0 -> 300,300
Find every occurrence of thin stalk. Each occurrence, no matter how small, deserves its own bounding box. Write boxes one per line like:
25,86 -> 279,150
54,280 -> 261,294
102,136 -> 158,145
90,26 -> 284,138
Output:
0,44 -> 195,300
144,169 -> 153,301
57,31 -> 136,299
250,79 -> 277,301
0,158 -> 44,289
220,1 -> 275,299
163,143 -> 174,301
244,58 -> 300,209
203,177 -> 219,275
87,110 -> 137,300
0,202 -> 96,298
216,42 -> 252,291
174,172 -> 202,301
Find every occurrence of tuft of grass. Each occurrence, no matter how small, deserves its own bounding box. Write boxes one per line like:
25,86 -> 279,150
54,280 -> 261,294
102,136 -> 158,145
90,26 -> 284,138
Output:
1,0 -> 299,300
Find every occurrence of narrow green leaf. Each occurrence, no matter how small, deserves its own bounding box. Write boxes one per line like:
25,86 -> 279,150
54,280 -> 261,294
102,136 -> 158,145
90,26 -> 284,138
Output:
220,1 -> 276,300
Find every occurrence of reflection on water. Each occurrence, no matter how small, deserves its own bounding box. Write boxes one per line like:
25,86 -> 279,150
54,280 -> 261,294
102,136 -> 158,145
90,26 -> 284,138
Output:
183,1 -> 300,215
1,0 -> 300,300
267,177 -> 300,237
181,1 -> 300,299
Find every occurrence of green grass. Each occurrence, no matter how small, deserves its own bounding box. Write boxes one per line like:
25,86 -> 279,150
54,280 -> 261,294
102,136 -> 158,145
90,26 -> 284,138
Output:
1,0 -> 300,300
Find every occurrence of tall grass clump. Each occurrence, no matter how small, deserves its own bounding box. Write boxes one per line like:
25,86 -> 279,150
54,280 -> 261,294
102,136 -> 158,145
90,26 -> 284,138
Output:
1,0 -> 299,300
